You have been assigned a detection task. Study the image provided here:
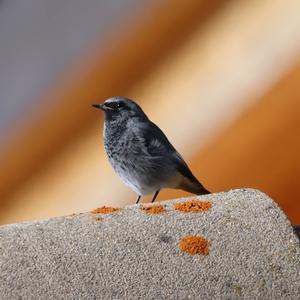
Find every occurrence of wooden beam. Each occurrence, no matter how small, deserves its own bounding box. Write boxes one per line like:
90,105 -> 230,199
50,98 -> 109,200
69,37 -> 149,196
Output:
0,0 -> 227,205
193,58 -> 300,223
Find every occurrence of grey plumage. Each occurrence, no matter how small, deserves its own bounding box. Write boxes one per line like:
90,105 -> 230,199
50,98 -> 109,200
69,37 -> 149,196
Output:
93,97 -> 210,203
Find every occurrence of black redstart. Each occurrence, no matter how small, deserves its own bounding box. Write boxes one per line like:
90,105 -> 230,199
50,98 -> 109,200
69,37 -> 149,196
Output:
93,97 -> 210,204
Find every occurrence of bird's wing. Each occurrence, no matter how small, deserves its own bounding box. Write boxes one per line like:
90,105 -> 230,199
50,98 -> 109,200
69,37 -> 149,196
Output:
134,121 -> 199,181
133,121 -> 176,156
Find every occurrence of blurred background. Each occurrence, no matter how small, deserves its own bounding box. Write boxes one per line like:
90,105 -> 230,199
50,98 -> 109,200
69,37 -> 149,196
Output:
1,0 -> 300,225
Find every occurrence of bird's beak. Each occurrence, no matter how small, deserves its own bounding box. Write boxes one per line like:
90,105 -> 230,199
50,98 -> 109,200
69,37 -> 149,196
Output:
92,103 -> 112,111
92,103 -> 104,110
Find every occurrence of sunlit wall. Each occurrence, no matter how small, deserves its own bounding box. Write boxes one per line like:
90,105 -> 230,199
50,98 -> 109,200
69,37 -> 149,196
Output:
1,0 -> 300,224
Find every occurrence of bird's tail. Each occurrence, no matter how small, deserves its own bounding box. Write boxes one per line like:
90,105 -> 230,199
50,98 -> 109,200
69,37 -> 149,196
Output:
178,175 -> 210,195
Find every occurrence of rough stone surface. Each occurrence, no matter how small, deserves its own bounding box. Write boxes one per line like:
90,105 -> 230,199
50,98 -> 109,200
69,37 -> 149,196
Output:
0,189 -> 299,299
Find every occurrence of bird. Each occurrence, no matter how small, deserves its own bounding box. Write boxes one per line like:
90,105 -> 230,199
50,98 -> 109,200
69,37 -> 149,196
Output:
93,97 -> 210,204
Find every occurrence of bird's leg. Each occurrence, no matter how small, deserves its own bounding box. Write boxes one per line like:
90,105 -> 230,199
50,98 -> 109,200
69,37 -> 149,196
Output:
136,195 -> 141,204
151,190 -> 160,203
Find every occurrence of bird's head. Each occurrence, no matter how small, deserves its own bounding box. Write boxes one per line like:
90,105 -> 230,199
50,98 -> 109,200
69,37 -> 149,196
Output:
92,97 -> 147,122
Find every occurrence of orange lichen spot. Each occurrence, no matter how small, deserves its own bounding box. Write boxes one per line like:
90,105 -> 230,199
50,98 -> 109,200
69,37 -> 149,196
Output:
174,200 -> 212,213
179,235 -> 209,255
90,206 -> 121,214
141,205 -> 166,214
90,216 -> 103,221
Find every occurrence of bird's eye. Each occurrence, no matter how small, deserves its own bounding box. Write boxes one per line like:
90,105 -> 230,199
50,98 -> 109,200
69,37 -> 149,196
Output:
117,102 -> 124,109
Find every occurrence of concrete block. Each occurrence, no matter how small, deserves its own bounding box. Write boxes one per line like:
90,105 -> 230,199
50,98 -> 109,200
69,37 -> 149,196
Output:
0,189 -> 299,299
